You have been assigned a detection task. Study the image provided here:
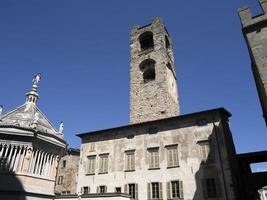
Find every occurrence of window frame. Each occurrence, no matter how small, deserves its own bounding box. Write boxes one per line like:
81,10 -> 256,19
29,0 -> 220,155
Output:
166,144 -> 179,168
148,147 -> 160,170
125,150 -> 135,171
86,155 -> 96,175
98,154 -> 109,174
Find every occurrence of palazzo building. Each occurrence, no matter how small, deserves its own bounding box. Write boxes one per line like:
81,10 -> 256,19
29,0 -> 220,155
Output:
0,74 -> 67,200
76,17 -> 241,200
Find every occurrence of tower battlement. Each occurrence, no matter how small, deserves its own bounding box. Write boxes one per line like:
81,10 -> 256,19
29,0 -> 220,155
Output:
238,0 -> 267,29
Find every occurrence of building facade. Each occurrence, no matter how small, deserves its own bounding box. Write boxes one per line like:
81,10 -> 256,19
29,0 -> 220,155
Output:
77,18 -> 241,200
238,0 -> 267,125
0,74 -> 67,200
55,148 -> 80,195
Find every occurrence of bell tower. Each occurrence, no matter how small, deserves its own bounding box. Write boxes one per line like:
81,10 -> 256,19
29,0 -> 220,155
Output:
130,17 -> 180,124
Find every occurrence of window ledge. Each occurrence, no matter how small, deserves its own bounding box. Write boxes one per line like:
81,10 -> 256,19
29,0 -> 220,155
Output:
138,48 -> 154,55
86,173 -> 95,176
98,172 -> 108,175
148,167 -> 160,170
124,169 -> 135,172
167,165 -> 180,169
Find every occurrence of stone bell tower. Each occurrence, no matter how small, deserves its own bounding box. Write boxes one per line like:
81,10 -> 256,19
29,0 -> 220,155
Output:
130,17 -> 180,124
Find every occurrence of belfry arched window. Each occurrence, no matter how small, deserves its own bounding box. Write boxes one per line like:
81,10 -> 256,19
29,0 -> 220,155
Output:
139,59 -> 156,83
165,35 -> 170,49
139,31 -> 154,51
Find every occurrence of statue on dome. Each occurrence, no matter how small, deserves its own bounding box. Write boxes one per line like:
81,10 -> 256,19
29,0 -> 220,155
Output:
32,73 -> 41,86
59,121 -> 64,134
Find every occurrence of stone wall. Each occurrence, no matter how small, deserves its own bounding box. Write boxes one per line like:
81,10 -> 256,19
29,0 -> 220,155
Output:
129,17 -> 180,124
78,109 -> 240,200
238,0 -> 267,125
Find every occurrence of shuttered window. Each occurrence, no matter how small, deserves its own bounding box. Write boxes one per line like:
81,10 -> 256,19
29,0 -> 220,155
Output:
166,145 -> 179,167
167,180 -> 184,199
202,178 -> 221,198
148,148 -> 159,169
87,156 -> 96,174
198,140 -> 211,163
99,154 -> 109,173
125,151 -> 135,171
125,183 -> 138,200
148,182 -> 162,199
97,185 -> 107,193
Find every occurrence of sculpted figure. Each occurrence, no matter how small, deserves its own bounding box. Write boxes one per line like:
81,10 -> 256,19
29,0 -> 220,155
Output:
32,73 -> 41,86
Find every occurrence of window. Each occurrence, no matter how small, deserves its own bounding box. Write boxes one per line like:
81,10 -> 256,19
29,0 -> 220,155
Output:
87,156 -> 96,174
83,186 -> 89,194
202,178 -> 220,198
125,184 -> 138,200
166,145 -> 179,168
147,182 -> 162,199
125,151 -> 135,171
165,35 -> 170,49
97,185 -> 107,193
99,154 -> 109,173
62,160 -> 66,168
57,176 -> 63,185
66,191 -> 70,194
139,59 -> 156,83
148,148 -> 159,169
198,141 -> 211,163
115,187 -> 121,193
89,142 -> 95,152
139,31 -> 154,51
167,180 -> 184,199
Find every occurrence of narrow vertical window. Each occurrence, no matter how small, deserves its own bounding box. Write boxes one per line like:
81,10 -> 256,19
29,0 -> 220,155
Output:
148,148 -> 159,169
167,180 -> 184,199
98,185 -> 107,193
148,182 -> 162,199
87,156 -> 96,174
62,160 -> 66,168
125,150 -> 135,171
83,186 -> 89,194
99,154 -> 109,173
202,178 -> 220,198
198,141 -> 211,163
166,145 -> 179,167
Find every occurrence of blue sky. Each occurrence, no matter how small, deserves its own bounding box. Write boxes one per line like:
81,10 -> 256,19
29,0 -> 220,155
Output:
0,0 -> 266,155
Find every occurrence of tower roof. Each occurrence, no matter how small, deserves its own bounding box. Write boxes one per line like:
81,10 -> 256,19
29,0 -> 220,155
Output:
0,74 -> 63,138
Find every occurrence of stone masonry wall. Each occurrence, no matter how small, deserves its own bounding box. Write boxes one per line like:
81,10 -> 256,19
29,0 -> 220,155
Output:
130,17 -> 180,124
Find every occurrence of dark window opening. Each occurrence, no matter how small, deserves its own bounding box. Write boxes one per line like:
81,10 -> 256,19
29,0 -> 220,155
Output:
139,31 -> 154,51
83,186 -> 89,194
129,184 -> 136,199
139,59 -> 156,83
62,160 -> 66,168
165,35 -> 170,49
116,187 -> 121,193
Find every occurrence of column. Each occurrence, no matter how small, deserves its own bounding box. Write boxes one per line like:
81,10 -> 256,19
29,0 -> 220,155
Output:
9,145 -> 18,171
13,146 -> 22,172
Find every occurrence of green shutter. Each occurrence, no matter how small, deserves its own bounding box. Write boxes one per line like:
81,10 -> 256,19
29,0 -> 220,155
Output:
167,182 -> 171,199
179,181 -> 184,198
159,182 -> 163,199
97,186 -> 100,193
201,179 -> 208,198
81,187 -> 84,194
147,183 -> 151,200
135,184 -> 138,200
124,184 -> 128,194
216,178 -> 222,197
105,186 -> 107,193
